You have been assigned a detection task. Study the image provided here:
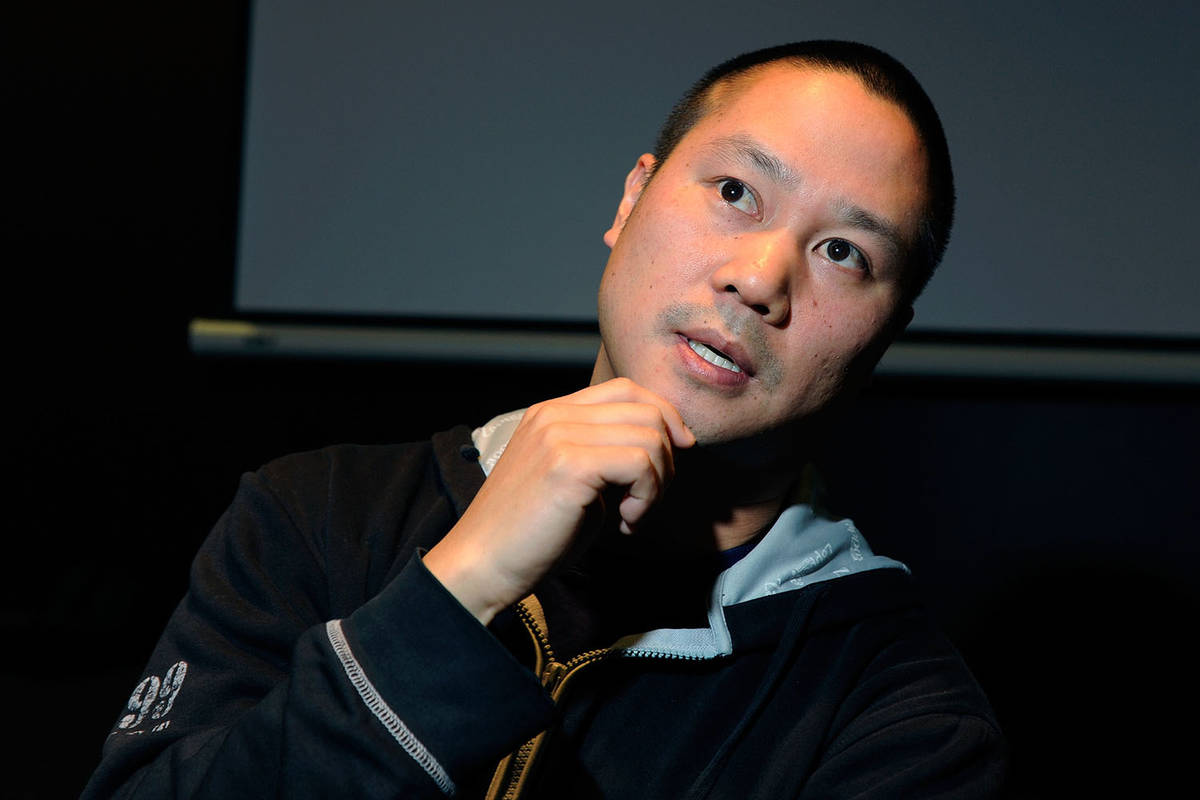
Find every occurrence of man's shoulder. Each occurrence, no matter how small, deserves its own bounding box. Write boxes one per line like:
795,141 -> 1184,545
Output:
256,425 -> 474,485
208,425 -> 485,594
815,571 -> 1002,726
245,424 -> 484,520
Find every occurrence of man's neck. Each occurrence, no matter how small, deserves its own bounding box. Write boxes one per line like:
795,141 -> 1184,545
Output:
709,492 -> 793,551
652,443 -> 804,552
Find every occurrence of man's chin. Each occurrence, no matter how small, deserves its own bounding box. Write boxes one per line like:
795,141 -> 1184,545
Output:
683,420 -> 799,469
680,404 -> 841,469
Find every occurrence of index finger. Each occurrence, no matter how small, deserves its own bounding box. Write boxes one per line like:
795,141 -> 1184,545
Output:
561,377 -> 695,448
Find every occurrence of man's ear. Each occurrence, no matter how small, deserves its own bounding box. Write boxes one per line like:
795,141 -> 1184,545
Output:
602,153 -> 657,248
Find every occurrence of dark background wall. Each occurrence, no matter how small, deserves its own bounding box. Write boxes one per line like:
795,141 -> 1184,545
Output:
9,4 -> 1198,798
232,0 -> 1200,338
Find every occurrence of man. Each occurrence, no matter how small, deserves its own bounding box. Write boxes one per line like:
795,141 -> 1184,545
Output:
84,41 -> 1005,798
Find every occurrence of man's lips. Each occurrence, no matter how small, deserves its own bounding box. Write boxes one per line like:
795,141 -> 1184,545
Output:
687,339 -> 742,373
679,331 -> 755,377
658,303 -> 780,389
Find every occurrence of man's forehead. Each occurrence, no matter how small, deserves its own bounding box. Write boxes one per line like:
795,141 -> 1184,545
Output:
702,62 -> 852,116
683,63 -> 922,166
691,66 -> 924,186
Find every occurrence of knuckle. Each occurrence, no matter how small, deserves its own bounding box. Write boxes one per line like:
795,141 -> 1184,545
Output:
638,450 -> 662,489
611,376 -> 636,392
525,400 -> 557,423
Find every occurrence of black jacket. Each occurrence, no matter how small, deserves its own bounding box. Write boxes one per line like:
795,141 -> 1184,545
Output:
83,427 -> 1006,798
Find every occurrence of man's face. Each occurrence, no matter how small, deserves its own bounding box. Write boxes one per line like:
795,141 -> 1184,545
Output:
593,64 -> 929,446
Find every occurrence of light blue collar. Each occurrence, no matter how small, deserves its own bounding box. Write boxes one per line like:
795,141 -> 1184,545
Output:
614,501 -> 908,659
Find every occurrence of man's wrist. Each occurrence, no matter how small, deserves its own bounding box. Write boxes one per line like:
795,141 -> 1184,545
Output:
421,542 -> 510,626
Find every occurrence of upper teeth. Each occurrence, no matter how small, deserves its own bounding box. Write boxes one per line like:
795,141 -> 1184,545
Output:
688,339 -> 742,373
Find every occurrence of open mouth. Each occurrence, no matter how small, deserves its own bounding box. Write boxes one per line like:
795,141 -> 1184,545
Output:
686,338 -> 743,374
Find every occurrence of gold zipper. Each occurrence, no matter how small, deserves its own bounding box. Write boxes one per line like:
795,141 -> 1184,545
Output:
484,597 -> 611,800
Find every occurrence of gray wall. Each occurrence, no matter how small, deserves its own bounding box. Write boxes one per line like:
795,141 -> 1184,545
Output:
237,0 -> 1200,337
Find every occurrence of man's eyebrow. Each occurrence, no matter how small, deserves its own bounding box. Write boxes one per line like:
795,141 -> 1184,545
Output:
708,134 -> 801,189
834,201 -> 907,260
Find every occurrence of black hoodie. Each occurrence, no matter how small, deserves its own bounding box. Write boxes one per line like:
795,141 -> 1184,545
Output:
82,427 -> 1006,798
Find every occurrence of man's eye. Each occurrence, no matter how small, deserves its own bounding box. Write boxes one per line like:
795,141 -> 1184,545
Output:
817,238 -> 869,273
717,179 -> 758,216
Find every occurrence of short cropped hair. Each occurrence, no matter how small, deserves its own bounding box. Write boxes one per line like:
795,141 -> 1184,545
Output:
653,41 -> 954,301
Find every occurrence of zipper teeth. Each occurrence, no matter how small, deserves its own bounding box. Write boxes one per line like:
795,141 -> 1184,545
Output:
500,744 -> 534,800
619,648 -> 709,661
500,603 -> 706,798
514,600 -> 556,664
496,631 -> 611,799
562,648 -> 610,672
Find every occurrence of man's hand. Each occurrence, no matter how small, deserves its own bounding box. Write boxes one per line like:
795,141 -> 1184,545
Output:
423,378 -> 695,625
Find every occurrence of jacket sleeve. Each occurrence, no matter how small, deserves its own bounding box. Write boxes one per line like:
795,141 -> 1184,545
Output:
81,457 -> 554,799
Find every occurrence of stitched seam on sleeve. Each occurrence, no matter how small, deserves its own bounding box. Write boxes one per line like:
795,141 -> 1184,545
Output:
325,619 -> 456,796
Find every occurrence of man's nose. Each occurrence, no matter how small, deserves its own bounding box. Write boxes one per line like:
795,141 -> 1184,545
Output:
710,232 -> 793,326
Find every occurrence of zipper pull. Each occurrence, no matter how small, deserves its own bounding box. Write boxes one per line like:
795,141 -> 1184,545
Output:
542,661 -> 567,693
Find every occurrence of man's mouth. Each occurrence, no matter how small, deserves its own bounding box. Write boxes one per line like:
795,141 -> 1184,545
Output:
686,338 -> 743,374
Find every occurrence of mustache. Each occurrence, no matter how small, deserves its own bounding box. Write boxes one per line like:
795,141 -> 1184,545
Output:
657,302 -> 783,388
